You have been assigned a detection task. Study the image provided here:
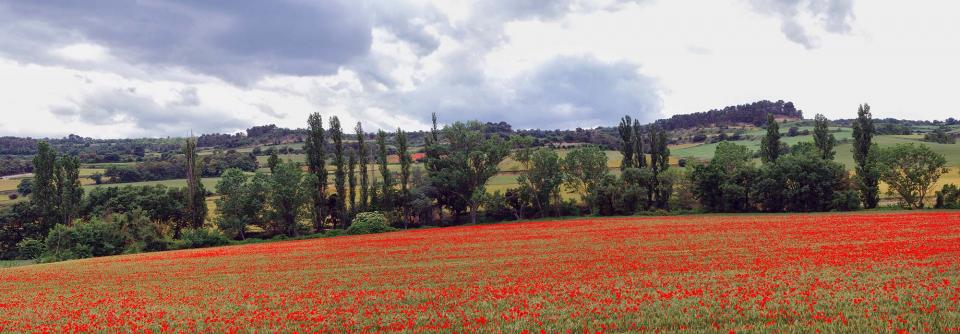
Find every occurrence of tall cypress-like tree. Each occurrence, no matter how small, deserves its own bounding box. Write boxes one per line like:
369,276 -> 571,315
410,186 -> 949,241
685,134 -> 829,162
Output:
813,113 -> 837,160
32,141 -> 58,229
304,113 -> 327,231
184,136 -> 206,230
423,113 -> 445,223
648,126 -> 660,174
355,122 -> 369,212
56,155 -> 83,226
617,116 -> 635,170
396,128 -> 411,227
348,150 -> 357,217
376,130 -> 392,211
759,113 -> 781,163
853,103 -> 880,208
653,128 -> 671,209
633,119 -> 646,168
329,116 -> 346,227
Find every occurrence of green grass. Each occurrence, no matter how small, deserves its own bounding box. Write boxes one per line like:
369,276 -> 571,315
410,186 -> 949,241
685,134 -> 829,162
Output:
82,178 -> 222,191
0,260 -> 35,268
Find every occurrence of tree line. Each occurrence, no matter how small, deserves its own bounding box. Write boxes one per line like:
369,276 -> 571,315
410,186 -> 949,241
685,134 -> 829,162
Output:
2,105 -> 958,262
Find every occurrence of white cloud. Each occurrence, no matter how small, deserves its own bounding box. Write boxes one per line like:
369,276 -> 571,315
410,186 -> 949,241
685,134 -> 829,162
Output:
51,43 -> 109,62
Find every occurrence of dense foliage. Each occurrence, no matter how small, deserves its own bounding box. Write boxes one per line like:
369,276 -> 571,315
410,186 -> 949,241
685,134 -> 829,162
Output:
654,100 -> 802,130
103,150 -> 256,183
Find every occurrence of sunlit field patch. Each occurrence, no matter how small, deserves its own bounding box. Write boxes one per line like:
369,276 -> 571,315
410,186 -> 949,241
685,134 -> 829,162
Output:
2,211 -> 959,332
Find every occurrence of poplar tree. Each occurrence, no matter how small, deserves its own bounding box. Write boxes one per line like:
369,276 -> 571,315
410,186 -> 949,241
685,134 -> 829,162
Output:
633,119 -> 646,168
355,122 -> 369,212
32,141 -> 58,229
376,130 -> 392,211
348,150 -> 357,217
184,136 -> 206,230
329,116 -> 346,227
396,128 -> 412,227
853,103 -> 880,208
56,155 -> 83,226
304,112 -> 327,231
617,116 -> 635,170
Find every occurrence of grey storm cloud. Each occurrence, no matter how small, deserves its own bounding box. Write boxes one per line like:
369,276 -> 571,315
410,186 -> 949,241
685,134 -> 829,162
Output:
750,0 -> 855,49
49,88 -> 249,136
0,0 -> 373,82
398,55 -> 662,130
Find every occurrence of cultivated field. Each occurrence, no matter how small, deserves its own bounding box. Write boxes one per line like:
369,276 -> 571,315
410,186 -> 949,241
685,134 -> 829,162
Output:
1,211 -> 958,332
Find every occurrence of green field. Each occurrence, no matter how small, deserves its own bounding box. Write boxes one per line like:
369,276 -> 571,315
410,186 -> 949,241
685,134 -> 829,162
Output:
82,178 -> 222,191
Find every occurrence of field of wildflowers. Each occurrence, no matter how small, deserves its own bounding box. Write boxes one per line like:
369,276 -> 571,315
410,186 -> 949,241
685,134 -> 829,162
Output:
2,211 -> 959,332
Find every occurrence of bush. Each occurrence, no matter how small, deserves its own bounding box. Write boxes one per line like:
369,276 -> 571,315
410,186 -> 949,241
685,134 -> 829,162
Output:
44,220 -> 126,261
346,212 -> 395,235
15,238 -> 44,260
482,191 -> 515,222
7,193 -> 17,200
831,190 -> 862,211
935,184 -> 960,209
175,228 -> 230,249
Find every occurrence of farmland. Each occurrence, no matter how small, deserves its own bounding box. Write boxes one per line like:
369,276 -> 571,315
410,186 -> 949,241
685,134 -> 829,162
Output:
2,211 -> 959,332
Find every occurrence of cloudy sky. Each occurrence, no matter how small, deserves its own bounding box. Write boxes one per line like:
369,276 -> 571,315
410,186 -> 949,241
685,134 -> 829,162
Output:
0,0 -> 957,138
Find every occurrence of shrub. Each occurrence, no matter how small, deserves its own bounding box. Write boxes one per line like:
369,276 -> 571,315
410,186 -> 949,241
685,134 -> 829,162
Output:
831,190 -> 862,211
7,193 -> 17,200
346,212 -> 395,235
44,220 -> 126,261
482,191 -> 514,222
935,184 -> 960,209
15,238 -> 44,260
175,228 -> 230,249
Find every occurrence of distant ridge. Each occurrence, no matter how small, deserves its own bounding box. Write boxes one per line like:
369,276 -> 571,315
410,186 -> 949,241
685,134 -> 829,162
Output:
654,100 -> 803,130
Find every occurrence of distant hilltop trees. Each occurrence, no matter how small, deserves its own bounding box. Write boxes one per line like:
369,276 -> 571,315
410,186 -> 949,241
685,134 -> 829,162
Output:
654,100 -> 803,130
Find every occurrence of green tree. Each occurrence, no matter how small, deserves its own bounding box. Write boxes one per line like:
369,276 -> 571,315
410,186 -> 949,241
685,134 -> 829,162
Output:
376,130 -> 393,212
813,113 -> 836,160
633,119 -> 646,168
303,112 -> 327,231
215,169 -> 256,240
56,155 -> 83,226
347,150 -> 357,217
32,141 -> 59,229
439,121 -> 509,224
562,145 -> 608,202
759,113 -> 781,163
183,136 -> 206,230
329,116 -> 346,227
852,103 -> 880,208
267,151 -> 280,173
753,142 -> 851,212
517,148 -> 564,217
690,142 -> 757,212
16,178 -> 32,196
617,116 -> 635,170
396,128 -> 412,227
422,113 -> 445,223
355,122 -> 369,212
878,143 -> 949,209
268,161 -> 309,236
646,125 -> 670,209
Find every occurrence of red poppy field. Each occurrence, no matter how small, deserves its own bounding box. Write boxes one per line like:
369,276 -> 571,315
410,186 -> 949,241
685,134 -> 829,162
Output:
2,211 -> 960,333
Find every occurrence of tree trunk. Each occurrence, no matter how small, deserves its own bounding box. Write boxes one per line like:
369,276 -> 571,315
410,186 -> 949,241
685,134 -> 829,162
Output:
469,202 -> 478,225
